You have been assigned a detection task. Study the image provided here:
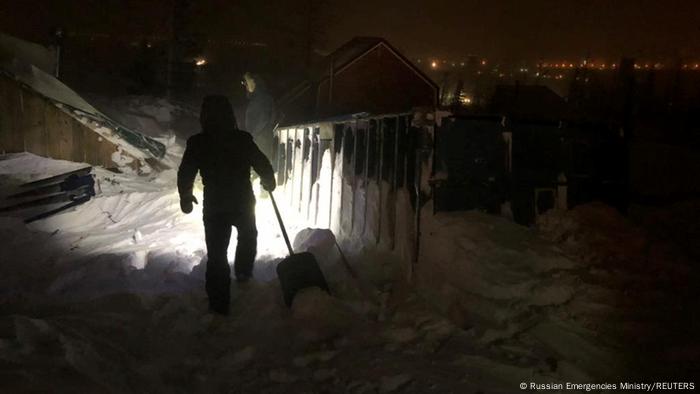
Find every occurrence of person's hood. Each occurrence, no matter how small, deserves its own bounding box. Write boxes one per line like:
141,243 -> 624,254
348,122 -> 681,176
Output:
200,95 -> 238,133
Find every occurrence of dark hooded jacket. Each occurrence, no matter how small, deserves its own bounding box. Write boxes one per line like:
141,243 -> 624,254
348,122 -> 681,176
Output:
178,95 -> 275,215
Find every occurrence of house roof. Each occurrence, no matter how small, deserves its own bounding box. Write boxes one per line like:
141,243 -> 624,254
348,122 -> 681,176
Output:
319,37 -> 436,88
317,37 -> 384,78
280,37 -> 437,107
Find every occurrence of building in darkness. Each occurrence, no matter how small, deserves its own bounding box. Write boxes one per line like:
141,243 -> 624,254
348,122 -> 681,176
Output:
279,37 -> 438,125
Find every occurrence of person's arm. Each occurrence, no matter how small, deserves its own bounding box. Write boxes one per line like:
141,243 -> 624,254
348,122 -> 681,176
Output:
249,137 -> 276,192
177,136 -> 200,213
245,102 -> 264,136
258,94 -> 277,131
246,95 -> 276,136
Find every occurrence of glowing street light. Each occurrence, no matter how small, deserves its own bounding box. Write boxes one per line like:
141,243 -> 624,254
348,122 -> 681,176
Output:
431,61 -> 438,69
195,58 -> 207,66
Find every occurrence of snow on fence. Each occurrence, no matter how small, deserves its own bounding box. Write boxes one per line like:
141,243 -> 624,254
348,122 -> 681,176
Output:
274,112 -> 434,265
0,73 -> 165,173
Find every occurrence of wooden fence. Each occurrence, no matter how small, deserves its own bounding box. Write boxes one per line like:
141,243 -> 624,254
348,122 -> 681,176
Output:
0,74 -> 141,170
275,112 -> 434,264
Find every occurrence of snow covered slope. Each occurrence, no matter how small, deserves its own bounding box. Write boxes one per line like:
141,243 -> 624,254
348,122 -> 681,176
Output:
2,95 -> 697,391
418,202 -> 699,383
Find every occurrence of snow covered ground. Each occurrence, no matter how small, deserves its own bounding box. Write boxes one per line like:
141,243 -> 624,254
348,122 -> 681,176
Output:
418,201 -> 699,386
0,98 -> 470,393
1,97 -> 698,393
0,152 -> 483,393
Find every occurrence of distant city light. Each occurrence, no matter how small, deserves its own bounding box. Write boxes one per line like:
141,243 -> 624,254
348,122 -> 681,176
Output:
459,92 -> 473,105
195,58 -> 207,66
415,55 -> 696,74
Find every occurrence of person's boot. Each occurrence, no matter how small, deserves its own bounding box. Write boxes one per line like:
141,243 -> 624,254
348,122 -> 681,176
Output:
209,301 -> 229,316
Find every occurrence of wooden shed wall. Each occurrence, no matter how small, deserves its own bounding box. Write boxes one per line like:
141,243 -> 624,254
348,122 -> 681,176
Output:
0,74 -> 139,169
316,45 -> 437,117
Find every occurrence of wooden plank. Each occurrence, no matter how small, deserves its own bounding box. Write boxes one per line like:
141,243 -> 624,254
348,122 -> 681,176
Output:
45,104 -> 74,160
21,90 -> 47,157
350,120 -> 358,232
83,123 -> 138,171
70,118 -> 86,163
58,109 -> 75,161
11,84 -> 23,152
81,122 -> 110,168
83,124 -> 106,167
0,77 -> 24,153
99,134 -> 119,168
377,120 -> 384,244
0,77 -> 12,153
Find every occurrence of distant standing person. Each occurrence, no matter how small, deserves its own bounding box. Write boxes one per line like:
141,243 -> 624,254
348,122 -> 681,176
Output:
242,72 -> 277,160
178,95 -> 276,315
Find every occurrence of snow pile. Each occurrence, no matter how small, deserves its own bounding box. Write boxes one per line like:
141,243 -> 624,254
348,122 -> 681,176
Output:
416,202 -> 699,382
537,202 -> 692,280
0,151 -> 303,303
0,152 -> 86,183
87,95 -> 200,169
418,208 -> 578,334
536,202 -> 648,266
292,228 -> 381,315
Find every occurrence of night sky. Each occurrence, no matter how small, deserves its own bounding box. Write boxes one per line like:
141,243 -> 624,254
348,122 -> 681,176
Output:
2,0 -> 699,61
328,0 -> 700,61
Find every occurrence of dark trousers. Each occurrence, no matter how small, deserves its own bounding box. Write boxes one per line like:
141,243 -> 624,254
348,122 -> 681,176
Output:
203,210 -> 257,311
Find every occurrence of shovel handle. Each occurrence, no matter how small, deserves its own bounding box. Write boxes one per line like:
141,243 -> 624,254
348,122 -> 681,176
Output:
269,192 -> 294,255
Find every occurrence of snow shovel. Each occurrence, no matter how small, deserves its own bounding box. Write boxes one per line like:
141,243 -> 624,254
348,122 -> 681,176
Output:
270,192 -> 330,307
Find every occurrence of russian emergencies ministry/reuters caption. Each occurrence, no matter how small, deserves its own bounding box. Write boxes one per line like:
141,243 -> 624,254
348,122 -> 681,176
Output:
522,382 -> 695,391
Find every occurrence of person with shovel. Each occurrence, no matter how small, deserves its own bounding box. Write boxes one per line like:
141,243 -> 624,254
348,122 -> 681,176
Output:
178,95 -> 276,315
